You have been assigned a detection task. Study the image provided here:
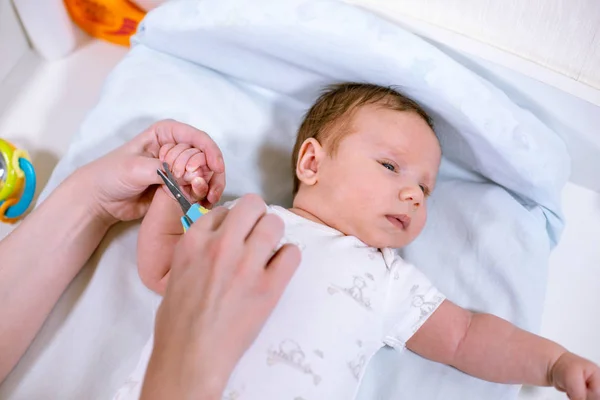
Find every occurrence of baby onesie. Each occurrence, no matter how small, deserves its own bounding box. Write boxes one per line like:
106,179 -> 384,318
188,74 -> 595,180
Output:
114,205 -> 445,400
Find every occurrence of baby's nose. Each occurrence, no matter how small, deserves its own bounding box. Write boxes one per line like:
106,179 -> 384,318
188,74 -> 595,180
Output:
399,186 -> 422,209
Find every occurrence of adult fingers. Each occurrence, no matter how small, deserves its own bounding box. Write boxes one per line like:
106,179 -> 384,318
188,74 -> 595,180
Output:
190,205 -> 229,233
157,120 -> 226,204
264,244 -> 301,297
153,119 -> 225,174
244,213 -> 285,269
124,156 -> 164,189
206,170 -> 225,205
218,194 -> 267,243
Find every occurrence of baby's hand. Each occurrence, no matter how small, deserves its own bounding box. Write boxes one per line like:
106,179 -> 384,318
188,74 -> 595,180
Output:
137,142 -> 221,294
551,352 -> 600,400
159,141 -> 224,207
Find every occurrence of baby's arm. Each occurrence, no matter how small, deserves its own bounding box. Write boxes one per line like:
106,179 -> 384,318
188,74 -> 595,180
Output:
138,144 -> 216,295
407,301 -> 600,398
138,189 -> 182,294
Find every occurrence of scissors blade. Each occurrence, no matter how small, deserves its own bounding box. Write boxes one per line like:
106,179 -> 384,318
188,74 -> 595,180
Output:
157,163 -> 192,214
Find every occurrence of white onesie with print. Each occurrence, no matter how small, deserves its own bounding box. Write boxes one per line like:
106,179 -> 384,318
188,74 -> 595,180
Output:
113,205 -> 445,400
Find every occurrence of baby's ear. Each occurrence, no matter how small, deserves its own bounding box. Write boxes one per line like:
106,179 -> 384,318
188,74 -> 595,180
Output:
296,138 -> 324,187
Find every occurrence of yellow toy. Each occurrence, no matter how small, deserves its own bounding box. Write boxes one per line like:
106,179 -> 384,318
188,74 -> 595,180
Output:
0,139 -> 36,224
64,0 -> 146,47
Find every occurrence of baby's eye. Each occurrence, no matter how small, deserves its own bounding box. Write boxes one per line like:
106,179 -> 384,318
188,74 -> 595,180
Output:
419,184 -> 431,196
380,162 -> 396,172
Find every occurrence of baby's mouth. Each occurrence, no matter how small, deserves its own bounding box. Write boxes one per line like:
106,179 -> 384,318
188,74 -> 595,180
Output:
386,214 -> 411,230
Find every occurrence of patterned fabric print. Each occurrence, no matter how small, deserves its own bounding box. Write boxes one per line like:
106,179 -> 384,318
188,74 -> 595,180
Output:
113,206 -> 444,400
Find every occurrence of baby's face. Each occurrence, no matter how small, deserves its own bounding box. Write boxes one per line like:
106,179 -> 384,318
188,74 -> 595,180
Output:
304,104 -> 441,248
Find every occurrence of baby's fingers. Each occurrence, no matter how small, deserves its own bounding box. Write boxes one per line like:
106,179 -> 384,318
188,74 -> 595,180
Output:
190,177 -> 209,202
563,370 -> 586,400
158,143 -> 175,160
173,147 -> 201,179
187,152 -> 209,173
161,143 -> 190,172
586,369 -> 600,400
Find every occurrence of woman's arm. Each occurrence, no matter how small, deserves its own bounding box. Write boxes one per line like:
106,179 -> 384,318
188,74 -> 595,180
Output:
0,119 -> 226,383
0,172 -> 112,382
138,144 -> 213,296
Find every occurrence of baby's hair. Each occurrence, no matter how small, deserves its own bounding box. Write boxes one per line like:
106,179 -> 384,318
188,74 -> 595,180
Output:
292,82 -> 434,193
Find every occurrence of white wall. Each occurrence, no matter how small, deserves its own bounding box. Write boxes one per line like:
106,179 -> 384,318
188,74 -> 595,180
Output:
347,0 -> 600,102
0,0 -> 29,83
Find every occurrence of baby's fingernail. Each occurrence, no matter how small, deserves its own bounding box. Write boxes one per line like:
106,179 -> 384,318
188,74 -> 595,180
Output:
209,187 -> 220,201
186,164 -> 198,172
192,177 -> 205,187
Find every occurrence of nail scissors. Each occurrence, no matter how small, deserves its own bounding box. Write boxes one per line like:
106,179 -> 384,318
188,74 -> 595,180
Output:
157,162 -> 209,232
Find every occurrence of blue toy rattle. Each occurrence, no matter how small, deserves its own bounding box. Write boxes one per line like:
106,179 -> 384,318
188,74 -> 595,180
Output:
0,139 -> 36,224
157,162 -> 209,232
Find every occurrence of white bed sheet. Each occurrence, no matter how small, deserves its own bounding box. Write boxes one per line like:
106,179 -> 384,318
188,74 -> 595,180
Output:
0,1 -> 570,399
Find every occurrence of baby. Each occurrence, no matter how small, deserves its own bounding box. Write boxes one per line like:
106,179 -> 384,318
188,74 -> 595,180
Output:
115,83 -> 600,399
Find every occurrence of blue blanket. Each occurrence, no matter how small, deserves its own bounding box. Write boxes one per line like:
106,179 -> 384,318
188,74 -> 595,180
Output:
3,1 -> 569,399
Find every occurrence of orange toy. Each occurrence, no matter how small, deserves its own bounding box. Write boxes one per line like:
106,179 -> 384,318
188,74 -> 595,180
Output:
64,0 -> 146,46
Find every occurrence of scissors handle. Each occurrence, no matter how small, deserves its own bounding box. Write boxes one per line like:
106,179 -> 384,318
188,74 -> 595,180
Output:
181,203 -> 210,232
156,163 -> 210,232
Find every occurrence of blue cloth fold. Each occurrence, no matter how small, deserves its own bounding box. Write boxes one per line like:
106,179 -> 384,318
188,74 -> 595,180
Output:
26,1 -> 569,399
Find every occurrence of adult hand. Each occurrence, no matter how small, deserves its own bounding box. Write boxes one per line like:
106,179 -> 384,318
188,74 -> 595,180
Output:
80,119 -> 225,225
0,119 -> 225,383
140,194 -> 301,399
